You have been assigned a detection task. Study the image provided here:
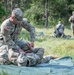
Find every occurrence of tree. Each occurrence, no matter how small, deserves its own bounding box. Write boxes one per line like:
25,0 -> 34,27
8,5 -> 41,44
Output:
1,0 -> 74,26
45,0 -> 48,27
0,2 -> 5,19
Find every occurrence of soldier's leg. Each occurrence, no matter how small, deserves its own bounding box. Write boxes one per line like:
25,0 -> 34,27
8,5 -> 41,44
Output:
71,24 -> 74,36
0,34 -> 9,64
8,48 -> 28,66
41,55 -> 58,63
72,25 -> 74,36
14,47 -> 44,66
0,45 -> 9,64
8,48 -> 20,65
54,30 -> 59,37
56,30 -> 60,37
25,48 -> 44,66
17,52 -> 28,66
32,48 -> 44,58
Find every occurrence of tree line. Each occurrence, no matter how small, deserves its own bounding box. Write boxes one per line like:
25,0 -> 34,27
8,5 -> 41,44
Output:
0,0 -> 74,27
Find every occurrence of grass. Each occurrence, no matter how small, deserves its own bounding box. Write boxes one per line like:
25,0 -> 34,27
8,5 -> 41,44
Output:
20,26 -> 74,60
0,71 -> 9,75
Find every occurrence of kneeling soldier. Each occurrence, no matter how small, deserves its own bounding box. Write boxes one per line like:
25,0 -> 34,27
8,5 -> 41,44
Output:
54,21 -> 65,37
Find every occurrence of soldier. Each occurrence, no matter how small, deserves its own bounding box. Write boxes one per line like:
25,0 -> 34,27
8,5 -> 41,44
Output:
54,21 -> 65,37
0,8 -> 44,66
69,11 -> 74,36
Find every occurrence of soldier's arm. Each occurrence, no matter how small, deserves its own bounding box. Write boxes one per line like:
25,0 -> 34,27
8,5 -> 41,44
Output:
69,16 -> 72,22
21,18 -> 36,42
0,23 -> 23,51
62,24 -> 64,31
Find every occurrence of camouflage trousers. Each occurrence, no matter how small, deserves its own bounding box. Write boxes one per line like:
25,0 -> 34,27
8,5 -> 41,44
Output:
0,33 -> 8,64
54,29 -> 64,37
8,47 -> 44,66
71,23 -> 74,36
0,45 -> 9,64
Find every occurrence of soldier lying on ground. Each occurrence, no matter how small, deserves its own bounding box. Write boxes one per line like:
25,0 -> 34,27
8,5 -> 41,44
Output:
54,21 -> 65,37
8,40 -> 44,66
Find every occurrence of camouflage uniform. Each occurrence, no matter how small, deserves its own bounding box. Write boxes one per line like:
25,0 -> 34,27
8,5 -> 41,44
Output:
0,34 -> 9,64
54,21 -> 64,37
0,8 -> 44,66
8,40 -> 44,66
69,15 -> 74,36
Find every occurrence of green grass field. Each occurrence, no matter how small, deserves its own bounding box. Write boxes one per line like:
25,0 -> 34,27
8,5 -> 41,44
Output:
20,26 -> 74,60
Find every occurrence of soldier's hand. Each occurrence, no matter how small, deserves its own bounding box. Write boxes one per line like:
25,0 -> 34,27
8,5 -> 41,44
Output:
30,42 -> 34,48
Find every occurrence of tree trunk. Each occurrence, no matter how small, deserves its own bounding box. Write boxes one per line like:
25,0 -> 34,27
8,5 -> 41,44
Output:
17,0 -> 21,8
45,0 -> 48,28
10,0 -> 13,12
5,0 -> 8,18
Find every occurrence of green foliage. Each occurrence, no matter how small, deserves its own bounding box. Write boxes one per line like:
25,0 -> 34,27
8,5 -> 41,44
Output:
0,3 -> 5,19
19,29 -> 30,41
24,1 -> 45,25
1,0 -> 74,26
23,0 -> 74,26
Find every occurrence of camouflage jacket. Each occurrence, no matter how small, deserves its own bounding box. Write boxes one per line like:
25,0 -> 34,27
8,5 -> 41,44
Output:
0,18 -> 35,50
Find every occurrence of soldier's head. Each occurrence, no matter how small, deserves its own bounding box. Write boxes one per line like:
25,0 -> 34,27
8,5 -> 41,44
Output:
11,8 -> 23,24
72,11 -> 74,15
58,21 -> 62,24
17,40 -> 30,51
